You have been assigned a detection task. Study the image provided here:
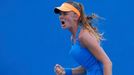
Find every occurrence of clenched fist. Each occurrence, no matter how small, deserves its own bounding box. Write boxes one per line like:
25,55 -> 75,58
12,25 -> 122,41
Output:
54,64 -> 65,75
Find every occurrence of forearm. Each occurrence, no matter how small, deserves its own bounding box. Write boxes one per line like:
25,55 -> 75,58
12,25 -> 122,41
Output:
72,66 -> 86,75
103,62 -> 112,75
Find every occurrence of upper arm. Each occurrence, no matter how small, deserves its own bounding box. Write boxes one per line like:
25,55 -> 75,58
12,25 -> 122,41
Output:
79,30 -> 111,64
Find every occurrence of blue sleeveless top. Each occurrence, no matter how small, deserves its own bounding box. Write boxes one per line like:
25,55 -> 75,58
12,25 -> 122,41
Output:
69,26 -> 103,72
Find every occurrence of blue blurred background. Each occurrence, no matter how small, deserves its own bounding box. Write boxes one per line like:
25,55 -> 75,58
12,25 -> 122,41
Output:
0,0 -> 134,75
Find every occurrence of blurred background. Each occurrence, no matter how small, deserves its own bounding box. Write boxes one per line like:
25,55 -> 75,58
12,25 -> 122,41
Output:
0,0 -> 134,75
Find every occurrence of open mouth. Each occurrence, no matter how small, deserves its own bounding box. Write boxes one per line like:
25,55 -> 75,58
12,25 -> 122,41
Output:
61,21 -> 65,24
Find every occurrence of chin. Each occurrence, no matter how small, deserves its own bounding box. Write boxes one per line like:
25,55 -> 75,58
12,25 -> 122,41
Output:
62,26 -> 68,30
62,27 -> 67,29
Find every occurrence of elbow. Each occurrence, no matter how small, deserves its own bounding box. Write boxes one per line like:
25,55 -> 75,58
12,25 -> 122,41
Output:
109,60 -> 112,67
103,60 -> 112,67
107,60 -> 112,66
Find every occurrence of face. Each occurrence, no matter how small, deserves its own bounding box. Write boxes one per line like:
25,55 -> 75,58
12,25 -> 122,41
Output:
59,11 -> 79,29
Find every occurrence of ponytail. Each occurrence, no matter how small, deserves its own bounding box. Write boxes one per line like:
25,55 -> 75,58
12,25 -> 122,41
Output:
78,3 -> 104,42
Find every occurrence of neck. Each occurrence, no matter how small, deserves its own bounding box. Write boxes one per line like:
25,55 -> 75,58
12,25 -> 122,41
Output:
69,23 -> 79,39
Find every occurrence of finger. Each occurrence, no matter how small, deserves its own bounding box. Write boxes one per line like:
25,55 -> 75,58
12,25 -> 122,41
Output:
54,64 -> 64,75
54,64 -> 60,72
56,67 -> 63,74
55,64 -> 64,70
56,67 -> 62,73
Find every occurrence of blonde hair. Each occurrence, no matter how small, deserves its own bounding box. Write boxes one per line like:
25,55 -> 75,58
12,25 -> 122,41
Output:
78,3 -> 103,42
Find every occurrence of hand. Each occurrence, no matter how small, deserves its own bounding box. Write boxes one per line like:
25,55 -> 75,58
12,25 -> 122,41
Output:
54,64 -> 65,75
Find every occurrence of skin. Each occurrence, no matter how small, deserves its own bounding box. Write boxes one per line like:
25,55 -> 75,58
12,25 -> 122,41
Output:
54,11 -> 112,75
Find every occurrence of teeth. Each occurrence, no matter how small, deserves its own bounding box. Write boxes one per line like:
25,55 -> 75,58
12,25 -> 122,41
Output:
62,24 -> 65,27
61,24 -> 66,28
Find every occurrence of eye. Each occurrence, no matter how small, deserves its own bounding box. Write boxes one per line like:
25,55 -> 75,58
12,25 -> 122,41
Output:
59,12 -> 69,16
63,12 -> 69,15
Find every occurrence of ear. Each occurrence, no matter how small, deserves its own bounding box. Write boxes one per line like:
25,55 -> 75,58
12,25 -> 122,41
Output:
73,13 -> 79,21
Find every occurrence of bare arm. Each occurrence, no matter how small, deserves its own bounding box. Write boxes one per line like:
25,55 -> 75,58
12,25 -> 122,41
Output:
54,64 -> 86,75
72,65 -> 86,75
79,30 -> 112,75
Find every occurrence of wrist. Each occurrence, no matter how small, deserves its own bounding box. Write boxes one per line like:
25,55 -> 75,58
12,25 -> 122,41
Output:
62,70 -> 65,75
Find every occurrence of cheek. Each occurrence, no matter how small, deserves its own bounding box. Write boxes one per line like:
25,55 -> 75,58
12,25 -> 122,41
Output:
66,16 -> 74,24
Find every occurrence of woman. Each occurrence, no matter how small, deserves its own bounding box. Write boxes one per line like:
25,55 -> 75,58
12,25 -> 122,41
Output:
54,1 -> 112,75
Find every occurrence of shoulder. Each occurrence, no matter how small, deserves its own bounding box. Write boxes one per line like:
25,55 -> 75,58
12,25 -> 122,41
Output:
79,29 -> 97,42
78,29 -> 99,47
